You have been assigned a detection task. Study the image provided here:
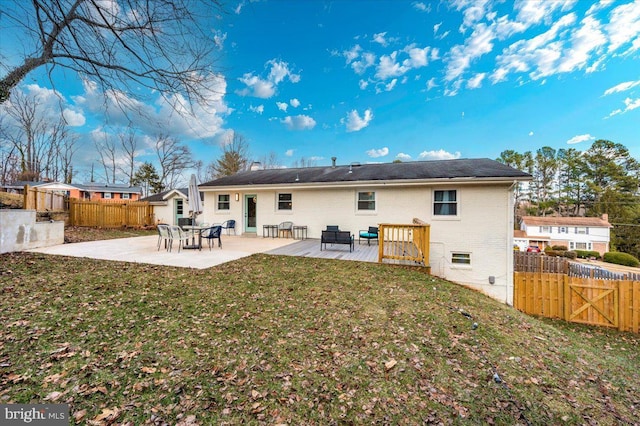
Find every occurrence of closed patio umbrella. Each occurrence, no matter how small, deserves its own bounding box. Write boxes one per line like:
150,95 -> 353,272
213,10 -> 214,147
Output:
187,174 -> 202,224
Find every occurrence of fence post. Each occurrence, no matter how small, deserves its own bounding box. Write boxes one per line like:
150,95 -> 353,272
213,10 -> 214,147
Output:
563,274 -> 570,322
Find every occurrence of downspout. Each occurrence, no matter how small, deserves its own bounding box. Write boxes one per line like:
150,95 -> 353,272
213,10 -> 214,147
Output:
506,180 -> 517,305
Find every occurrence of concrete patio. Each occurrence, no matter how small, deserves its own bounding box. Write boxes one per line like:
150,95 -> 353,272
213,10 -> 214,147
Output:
28,234 -> 380,269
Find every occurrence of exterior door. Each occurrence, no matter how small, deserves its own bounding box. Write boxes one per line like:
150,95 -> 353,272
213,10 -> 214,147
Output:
244,194 -> 257,233
174,199 -> 184,225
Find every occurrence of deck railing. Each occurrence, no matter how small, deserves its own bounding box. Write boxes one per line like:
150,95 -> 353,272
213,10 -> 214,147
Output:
378,223 -> 430,267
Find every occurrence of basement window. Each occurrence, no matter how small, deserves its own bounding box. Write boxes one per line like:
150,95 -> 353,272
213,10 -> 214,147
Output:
451,252 -> 471,265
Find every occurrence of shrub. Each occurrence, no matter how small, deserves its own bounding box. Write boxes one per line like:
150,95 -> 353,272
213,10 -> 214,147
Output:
603,252 -> 640,268
545,250 -> 561,257
575,250 -> 601,259
565,251 -> 577,260
552,245 -> 568,251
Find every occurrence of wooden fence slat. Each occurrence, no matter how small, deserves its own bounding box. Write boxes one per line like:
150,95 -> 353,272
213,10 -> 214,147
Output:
68,199 -> 153,228
514,272 -> 638,333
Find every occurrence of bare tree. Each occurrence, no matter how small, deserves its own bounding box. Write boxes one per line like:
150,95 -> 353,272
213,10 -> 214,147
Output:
118,129 -> 138,185
155,134 -> 193,190
291,157 -> 317,168
259,151 -> 281,169
209,132 -> 250,177
0,0 -> 224,109
0,91 -> 70,181
94,132 -> 118,184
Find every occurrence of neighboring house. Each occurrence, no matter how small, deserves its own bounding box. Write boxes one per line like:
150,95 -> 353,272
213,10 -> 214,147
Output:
517,215 -> 612,255
141,188 -> 205,226
3,181 -> 142,201
199,158 -> 531,304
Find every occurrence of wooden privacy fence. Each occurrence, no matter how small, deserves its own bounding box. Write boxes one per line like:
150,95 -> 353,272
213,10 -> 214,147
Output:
514,252 -> 640,281
514,272 -> 640,333
378,223 -> 430,268
23,185 -> 66,211
68,199 -> 154,228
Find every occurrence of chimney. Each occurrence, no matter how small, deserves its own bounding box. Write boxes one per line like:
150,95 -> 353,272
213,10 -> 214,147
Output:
601,213 -> 608,222
331,157 -> 337,168
250,161 -> 262,171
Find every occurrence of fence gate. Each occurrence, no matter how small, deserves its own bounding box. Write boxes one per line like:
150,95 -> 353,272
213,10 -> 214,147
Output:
565,278 -> 618,328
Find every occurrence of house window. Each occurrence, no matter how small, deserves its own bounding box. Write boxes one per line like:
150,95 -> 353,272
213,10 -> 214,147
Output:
176,199 -> 183,215
434,190 -> 457,216
540,226 -> 551,233
570,242 -> 592,250
104,192 -> 112,199
278,193 -> 292,210
575,227 -> 588,234
217,194 -> 230,210
357,191 -> 376,211
558,226 -> 568,233
122,193 -> 130,200
452,252 -> 471,265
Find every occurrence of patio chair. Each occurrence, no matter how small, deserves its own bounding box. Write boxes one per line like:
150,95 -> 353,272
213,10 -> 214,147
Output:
278,221 -> 293,238
359,226 -> 379,245
201,225 -> 222,250
156,224 -> 171,251
178,217 -> 193,229
168,225 -> 190,252
220,219 -> 236,235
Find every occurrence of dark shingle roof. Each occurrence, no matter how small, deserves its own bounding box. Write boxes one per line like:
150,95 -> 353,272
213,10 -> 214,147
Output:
201,158 -> 531,187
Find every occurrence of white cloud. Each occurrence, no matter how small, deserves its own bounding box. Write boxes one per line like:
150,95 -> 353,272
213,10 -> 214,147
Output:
282,114 -> 316,130
403,45 -> 430,68
285,149 -> 294,157
359,79 -> 369,90
434,22 -> 442,35
62,108 -> 86,126
603,80 -> 640,96
396,153 -> 412,161
249,104 -> 264,114
237,59 -> 300,99
426,77 -> 438,91
493,13 -> 577,81
290,98 -> 300,108
375,51 -> 409,79
276,101 -> 288,112
453,0 -> 492,30
344,109 -> 374,132
413,2 -> 431,12
351,52 -> 376,74
515,0 -> 576,26
607,97 -> 640,118
445,23 -> 496,81
373,32 -> 388,46
606,1 -> 640,53
557,15 -> 607,74
418,149 -> 461,160
366,147 -> 389,158
566,134 -> 595,144
343,44 -> 362,63
529,131 -> 534,136
466,73 -> 486,89
587,0 -> 615,16
77,73 -> 229,140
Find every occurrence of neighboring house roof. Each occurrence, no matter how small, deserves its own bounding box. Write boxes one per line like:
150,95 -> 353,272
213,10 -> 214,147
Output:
141,188 -> 188,203
521,215 -> 612,228
5,181 -> 142,194
514,230 -> 527,238
200,158 -> 531,188
140,188 -> 204,203
79,183 -> 143,194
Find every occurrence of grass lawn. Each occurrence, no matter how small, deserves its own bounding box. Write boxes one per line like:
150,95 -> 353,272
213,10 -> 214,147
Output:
1,230 -> 639,424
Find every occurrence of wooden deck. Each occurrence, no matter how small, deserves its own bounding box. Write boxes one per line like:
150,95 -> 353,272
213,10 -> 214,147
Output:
265,238 -> 379,262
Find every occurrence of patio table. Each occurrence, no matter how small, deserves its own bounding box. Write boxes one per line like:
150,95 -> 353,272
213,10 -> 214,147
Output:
263,224 -> 278,238
293,225 -> 308,240
182,225 -> 206,249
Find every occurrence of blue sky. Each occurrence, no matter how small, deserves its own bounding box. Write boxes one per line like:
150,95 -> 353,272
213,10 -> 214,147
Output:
1,0 -> 639,183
